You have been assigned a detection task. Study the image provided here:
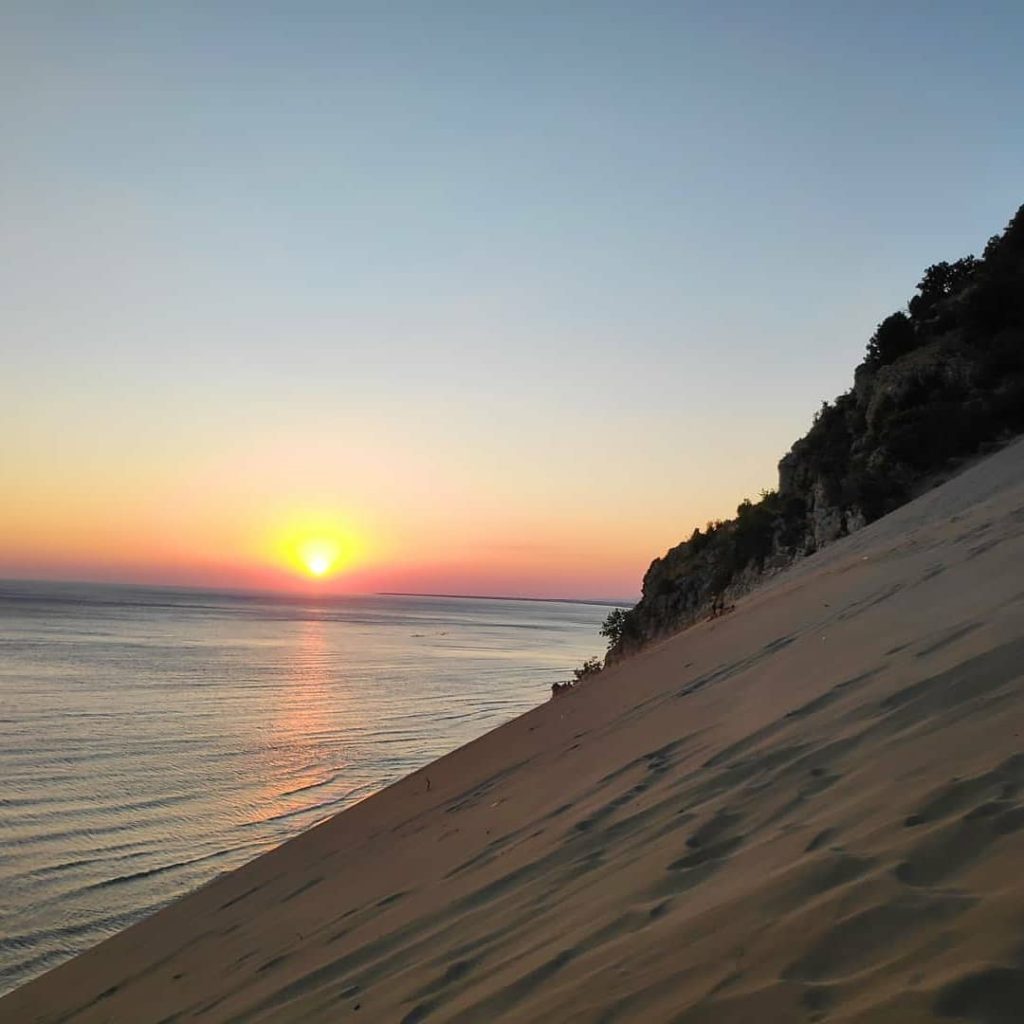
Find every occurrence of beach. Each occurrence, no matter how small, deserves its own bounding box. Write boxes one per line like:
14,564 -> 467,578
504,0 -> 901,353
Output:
4,437 -> 1024,1023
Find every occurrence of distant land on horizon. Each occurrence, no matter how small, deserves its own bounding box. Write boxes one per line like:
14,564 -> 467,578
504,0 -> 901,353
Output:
378,591 -> 630,607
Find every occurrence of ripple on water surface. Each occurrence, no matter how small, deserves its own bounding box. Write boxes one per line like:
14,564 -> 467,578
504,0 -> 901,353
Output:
0,583 -> 611,994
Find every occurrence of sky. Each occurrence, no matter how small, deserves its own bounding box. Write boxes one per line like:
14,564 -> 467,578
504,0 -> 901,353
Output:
1,2 -> 1022,600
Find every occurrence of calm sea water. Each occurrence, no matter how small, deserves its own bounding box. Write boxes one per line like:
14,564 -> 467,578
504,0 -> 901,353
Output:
0,580 -> 611,995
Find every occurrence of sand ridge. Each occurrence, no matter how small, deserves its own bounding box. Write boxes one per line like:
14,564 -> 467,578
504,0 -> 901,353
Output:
3,438 -> 1024,1023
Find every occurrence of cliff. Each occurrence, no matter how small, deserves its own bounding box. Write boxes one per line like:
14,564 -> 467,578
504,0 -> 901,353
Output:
606,203 -> 1024,661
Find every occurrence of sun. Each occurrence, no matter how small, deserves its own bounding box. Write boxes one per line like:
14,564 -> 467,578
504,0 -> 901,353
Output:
298,539 -> 341,579
305,553 -> 332,576
269,512 -> 367,584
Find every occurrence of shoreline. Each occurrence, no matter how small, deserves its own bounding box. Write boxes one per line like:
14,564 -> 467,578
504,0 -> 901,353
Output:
4,438 -> 1024,1022
0,592 -> 604,1000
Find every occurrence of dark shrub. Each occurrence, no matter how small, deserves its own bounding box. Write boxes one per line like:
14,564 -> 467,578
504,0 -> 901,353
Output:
865,312 -> 917,368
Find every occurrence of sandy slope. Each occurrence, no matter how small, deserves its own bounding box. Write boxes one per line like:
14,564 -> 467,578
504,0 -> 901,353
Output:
4,440 -> 1024,1024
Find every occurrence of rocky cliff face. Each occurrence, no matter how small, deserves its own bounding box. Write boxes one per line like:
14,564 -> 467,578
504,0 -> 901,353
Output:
606,204 -> 1024,663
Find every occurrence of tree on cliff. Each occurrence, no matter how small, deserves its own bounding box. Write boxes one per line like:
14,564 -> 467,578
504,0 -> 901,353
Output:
600,607 -> 636,648
864,311 -> 916,368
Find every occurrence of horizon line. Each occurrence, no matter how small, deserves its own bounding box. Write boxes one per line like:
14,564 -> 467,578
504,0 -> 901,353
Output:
0,575 -> 636,608
378,591 -> 632,607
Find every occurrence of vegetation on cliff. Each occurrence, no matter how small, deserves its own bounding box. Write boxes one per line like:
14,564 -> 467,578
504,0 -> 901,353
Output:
605,203 -> 1024,662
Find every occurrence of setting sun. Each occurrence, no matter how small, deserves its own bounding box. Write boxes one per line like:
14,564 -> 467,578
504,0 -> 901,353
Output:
299,540 -> 339,578
267,513 -> 369,585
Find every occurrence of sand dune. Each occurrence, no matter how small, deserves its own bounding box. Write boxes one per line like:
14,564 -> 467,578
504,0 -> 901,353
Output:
4,438 -> 1024,1023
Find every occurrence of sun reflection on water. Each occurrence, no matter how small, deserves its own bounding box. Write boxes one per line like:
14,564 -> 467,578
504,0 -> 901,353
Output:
252,616 -> 350,829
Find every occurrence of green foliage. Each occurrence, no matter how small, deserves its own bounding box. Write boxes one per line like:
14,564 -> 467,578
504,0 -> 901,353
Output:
917,257 -> 979,301
883,404 -> 969,469
600,607 -> 637,648
731,495 -> 777,571
572,657 -> 603,682
688,526 -> 709,553
599,607 -> 626,643
907,257 -> 980,326
801,394 -> 860,501
801,205 -> 1023,523
813,204 -> 1024,513
865,312 -> 917,368
963,216 -> 1024,340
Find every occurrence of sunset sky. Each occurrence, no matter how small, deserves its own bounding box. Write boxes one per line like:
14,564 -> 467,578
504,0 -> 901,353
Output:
2,3 -> 1022,599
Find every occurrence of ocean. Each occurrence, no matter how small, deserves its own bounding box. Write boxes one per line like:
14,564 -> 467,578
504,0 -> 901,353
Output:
0,579 -> 612,995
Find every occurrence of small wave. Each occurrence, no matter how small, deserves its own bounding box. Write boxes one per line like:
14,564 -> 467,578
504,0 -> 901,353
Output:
0,898 -> 171,953
76,844 -> 244,893
278,768 -> 349,798
4,808 -> 200,849
244,783 -> 378,828
0,943 -> 88,998
0,790 -> 199,831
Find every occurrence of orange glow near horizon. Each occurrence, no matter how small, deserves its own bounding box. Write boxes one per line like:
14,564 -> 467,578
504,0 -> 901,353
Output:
0,484 -> 688,599
0,422 -> 757,600
0,347 -> 783,601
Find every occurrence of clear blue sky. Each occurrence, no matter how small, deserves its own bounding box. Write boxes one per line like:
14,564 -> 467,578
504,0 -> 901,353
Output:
2,2 -> 1022,598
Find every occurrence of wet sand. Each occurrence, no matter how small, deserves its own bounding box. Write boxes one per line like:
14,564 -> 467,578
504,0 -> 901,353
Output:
4,438 -> 1024,1023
